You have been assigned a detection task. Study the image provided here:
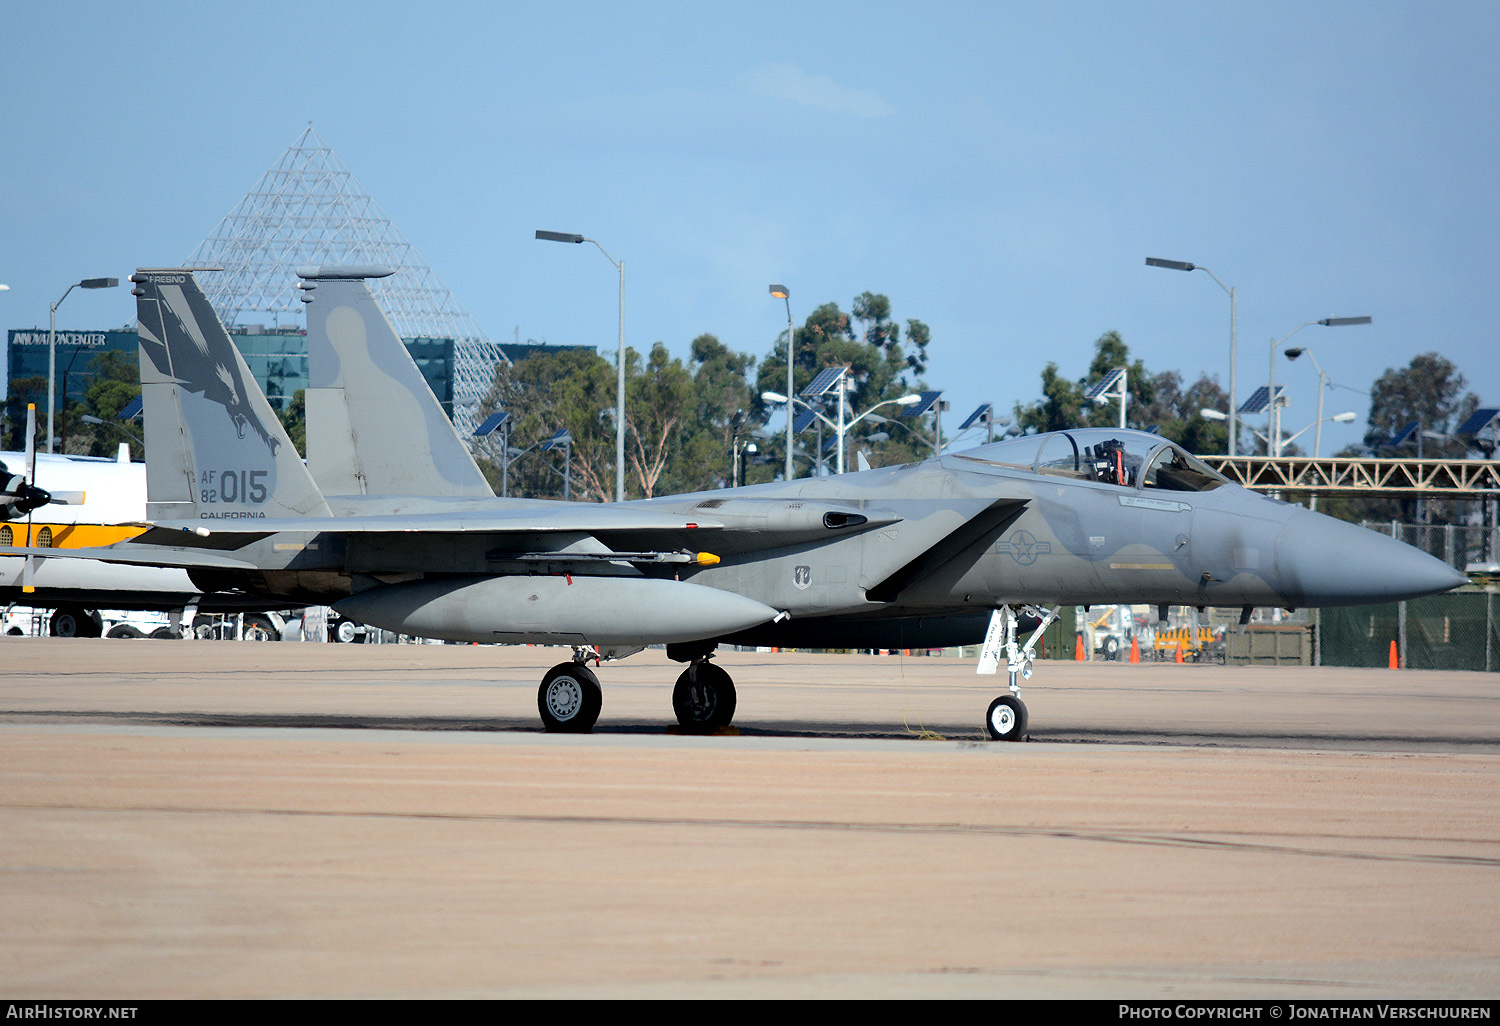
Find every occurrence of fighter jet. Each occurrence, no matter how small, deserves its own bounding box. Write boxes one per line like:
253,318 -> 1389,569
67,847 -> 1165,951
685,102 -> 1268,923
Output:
24,268 -> 1468,741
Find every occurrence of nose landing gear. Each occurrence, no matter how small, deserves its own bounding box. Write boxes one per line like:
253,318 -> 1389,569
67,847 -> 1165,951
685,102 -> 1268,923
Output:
978,604 -> 1059,741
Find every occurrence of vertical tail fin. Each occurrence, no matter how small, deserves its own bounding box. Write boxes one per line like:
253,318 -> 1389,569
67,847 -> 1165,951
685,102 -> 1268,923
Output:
132,268 -> 332,522
298,265 -> 494,498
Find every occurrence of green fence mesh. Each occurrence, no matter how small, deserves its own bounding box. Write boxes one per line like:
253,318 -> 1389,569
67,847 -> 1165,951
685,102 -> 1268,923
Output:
1320,591 -> 1500,671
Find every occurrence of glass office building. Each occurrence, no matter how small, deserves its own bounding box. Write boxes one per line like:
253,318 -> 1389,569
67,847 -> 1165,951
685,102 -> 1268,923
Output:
5,327 -> 585,446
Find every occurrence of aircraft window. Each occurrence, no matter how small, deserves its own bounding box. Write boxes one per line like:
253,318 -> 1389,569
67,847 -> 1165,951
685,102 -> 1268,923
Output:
1142,445 -> 1228,492
952,434 -> 1050,471
1034,433 -> 1085,477
37,527 -> 52,548
953,429 -> 1206,491
0,526 -> 10,547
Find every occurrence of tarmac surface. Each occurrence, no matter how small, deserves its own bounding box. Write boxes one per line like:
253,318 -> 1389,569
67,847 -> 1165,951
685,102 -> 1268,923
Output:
1,638 -> 1497,999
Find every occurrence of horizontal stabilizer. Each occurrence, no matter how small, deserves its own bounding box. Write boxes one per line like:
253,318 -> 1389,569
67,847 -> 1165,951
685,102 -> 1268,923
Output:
3,544 -> 262,571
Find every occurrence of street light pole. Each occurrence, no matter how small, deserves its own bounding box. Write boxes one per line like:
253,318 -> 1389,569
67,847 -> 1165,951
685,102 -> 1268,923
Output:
1268,316 -> 1369,456
1284,345 -> 1339,460
1146,258 -> 1237,456
47,277 -> 119,453
537,231 -> 625,502
762,389 -> 920,474
769,285 -> 794,480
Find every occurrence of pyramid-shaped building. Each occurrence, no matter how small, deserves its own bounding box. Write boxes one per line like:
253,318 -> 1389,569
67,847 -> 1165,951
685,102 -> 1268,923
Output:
184,125 -> 505,437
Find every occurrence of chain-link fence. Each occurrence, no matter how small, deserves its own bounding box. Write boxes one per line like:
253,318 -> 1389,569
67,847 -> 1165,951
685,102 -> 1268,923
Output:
1319,591 -> 1500,671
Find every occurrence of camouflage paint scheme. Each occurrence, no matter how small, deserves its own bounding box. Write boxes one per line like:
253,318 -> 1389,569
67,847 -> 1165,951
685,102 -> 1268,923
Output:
30,268 -> 1467,737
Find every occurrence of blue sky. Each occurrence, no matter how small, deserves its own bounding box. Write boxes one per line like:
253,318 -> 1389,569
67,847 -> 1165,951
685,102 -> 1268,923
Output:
4,1 -> 1497,457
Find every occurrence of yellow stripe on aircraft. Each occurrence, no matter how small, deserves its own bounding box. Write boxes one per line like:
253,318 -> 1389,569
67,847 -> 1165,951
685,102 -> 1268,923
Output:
0,523 -> 147,549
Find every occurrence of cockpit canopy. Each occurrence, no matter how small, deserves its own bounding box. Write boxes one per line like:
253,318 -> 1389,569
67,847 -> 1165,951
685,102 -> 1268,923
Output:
954,428 -> 1228,492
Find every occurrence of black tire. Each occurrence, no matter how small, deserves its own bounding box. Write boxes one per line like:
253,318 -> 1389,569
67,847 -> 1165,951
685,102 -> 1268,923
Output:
50,606 -> 95,638
332,618 -> 363,644
149,626 -> 180,640
985,694 -> 1028,741
672,662 -> 737,732
1103,636 -> 1119,661
106,624 -> 145,639
537,662 -> 602,733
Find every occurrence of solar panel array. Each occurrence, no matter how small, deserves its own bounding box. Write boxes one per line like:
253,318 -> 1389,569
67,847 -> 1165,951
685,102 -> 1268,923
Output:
903,390 -> 944,417
1386,421 -> 1420,448
1083,368 -> 1125,400
1456,407 -> 1500,437
1236,385 -> 1284,415
801,366 -> 847,397
958,403 -> 992,430
474,410 -> 510,436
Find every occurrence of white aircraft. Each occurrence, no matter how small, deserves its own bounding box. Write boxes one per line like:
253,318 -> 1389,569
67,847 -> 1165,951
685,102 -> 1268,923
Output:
0,444 -> 211,635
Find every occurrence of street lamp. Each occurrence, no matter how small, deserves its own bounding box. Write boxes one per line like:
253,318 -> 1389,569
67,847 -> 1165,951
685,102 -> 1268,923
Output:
48,277 -> 119,452
1200,407 -> 1355,450
763,389 -> 921,473
1146,257 -> 1238,456
80,414 -> 144,451
1285,345 -> 1360,461
537,230 -> 625,502
1267,317 -> 1370,456
769,284 -> 794,480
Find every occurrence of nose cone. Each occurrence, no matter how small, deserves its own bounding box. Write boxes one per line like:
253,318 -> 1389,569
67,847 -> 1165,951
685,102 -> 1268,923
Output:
1276,509 -> 1469,606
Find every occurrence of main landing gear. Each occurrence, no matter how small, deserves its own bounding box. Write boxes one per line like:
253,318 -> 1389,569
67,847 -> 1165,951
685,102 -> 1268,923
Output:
537,658 -> 603,733
979,604 -> 1060,741
535,645 -> 738,734
672,659 -> 737,732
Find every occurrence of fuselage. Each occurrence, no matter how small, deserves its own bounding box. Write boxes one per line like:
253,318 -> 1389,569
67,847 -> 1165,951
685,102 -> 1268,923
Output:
71,429 -> 1467,648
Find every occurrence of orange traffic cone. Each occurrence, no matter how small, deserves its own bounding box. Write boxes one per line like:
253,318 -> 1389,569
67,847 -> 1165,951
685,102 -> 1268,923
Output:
1075,634 -> 1085,661
1174,641 -> 1185,663
1129,636 -> 1140,663
1389,640 -> 1399,669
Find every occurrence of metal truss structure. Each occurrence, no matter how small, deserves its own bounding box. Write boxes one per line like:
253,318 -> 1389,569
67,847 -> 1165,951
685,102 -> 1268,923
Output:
183,124 -> 506,439
1202,455 -> 1500,497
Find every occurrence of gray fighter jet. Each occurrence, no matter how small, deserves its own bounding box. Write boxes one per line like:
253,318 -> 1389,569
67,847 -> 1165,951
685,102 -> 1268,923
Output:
28,268 -> 1468,741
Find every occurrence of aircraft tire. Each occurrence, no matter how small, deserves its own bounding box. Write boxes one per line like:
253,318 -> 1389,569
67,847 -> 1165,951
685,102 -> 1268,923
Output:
985,695 -> 1027,741
538,662 -> 602,733
149,627 -> 180,640
672,662 -> 736,733
106,624 -> 146,639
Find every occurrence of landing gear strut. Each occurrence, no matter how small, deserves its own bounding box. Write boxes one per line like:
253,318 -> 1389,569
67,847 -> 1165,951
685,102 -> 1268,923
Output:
979,604 -> 1060,741
537,655 -> 602,733
672,658 -> 737,733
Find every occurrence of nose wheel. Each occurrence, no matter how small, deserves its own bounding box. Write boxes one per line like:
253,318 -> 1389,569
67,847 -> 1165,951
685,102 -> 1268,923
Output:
985,694 -> 1027,740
